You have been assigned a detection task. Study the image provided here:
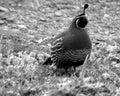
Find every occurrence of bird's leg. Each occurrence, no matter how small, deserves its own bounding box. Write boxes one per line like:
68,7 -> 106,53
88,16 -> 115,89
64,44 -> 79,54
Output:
73,66 -> 76,72
73,66 -> 77,76
80,54 -> 89,82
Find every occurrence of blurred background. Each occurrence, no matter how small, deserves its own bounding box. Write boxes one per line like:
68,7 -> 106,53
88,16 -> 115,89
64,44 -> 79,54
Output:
0,0 -> 120,96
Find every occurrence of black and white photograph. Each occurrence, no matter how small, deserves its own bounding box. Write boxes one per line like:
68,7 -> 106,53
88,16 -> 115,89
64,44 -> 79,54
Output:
0,0 -> 120,96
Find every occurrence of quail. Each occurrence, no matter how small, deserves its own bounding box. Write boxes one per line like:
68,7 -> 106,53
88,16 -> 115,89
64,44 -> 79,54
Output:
43,4 -> 92,76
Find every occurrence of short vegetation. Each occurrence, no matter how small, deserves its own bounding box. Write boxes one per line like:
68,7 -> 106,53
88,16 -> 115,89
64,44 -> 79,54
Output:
0,0 -> 120,96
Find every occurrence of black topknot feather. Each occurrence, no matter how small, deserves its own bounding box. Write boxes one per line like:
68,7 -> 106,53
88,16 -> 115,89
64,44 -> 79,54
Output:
83,4 -> 89,15
84,4 -> 89,10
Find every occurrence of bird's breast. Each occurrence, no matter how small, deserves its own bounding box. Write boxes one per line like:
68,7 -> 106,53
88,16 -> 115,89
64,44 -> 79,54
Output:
63,32 -> 91,50
52,48 -> 91,62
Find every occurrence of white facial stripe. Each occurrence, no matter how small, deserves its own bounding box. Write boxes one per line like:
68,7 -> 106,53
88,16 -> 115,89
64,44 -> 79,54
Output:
76,19 -> 79,28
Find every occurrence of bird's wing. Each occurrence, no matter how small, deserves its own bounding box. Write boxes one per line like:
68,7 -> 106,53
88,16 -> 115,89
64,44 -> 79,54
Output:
51,31 -> 68,52
51,32 -> 76,53
49,37 -> 63,65
51,37 -> 64,53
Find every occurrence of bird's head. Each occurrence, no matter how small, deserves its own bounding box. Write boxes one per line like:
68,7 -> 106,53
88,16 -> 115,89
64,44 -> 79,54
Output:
70,4 -> 89,29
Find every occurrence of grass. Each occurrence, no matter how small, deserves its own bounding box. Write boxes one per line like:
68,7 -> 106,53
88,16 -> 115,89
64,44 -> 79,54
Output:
0,0 -> 120,96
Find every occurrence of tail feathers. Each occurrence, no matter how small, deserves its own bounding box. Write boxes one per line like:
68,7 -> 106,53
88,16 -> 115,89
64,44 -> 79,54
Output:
43,57 -> 52,65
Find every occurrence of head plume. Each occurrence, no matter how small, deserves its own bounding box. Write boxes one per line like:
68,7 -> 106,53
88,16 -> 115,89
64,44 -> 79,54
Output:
75,4 -> 89,28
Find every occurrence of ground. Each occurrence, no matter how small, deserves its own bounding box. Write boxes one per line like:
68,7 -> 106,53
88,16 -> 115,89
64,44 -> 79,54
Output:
0,0 -> 120,96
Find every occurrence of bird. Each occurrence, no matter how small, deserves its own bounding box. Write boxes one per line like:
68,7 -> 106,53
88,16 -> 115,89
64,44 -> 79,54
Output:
43,4 -> 92,76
